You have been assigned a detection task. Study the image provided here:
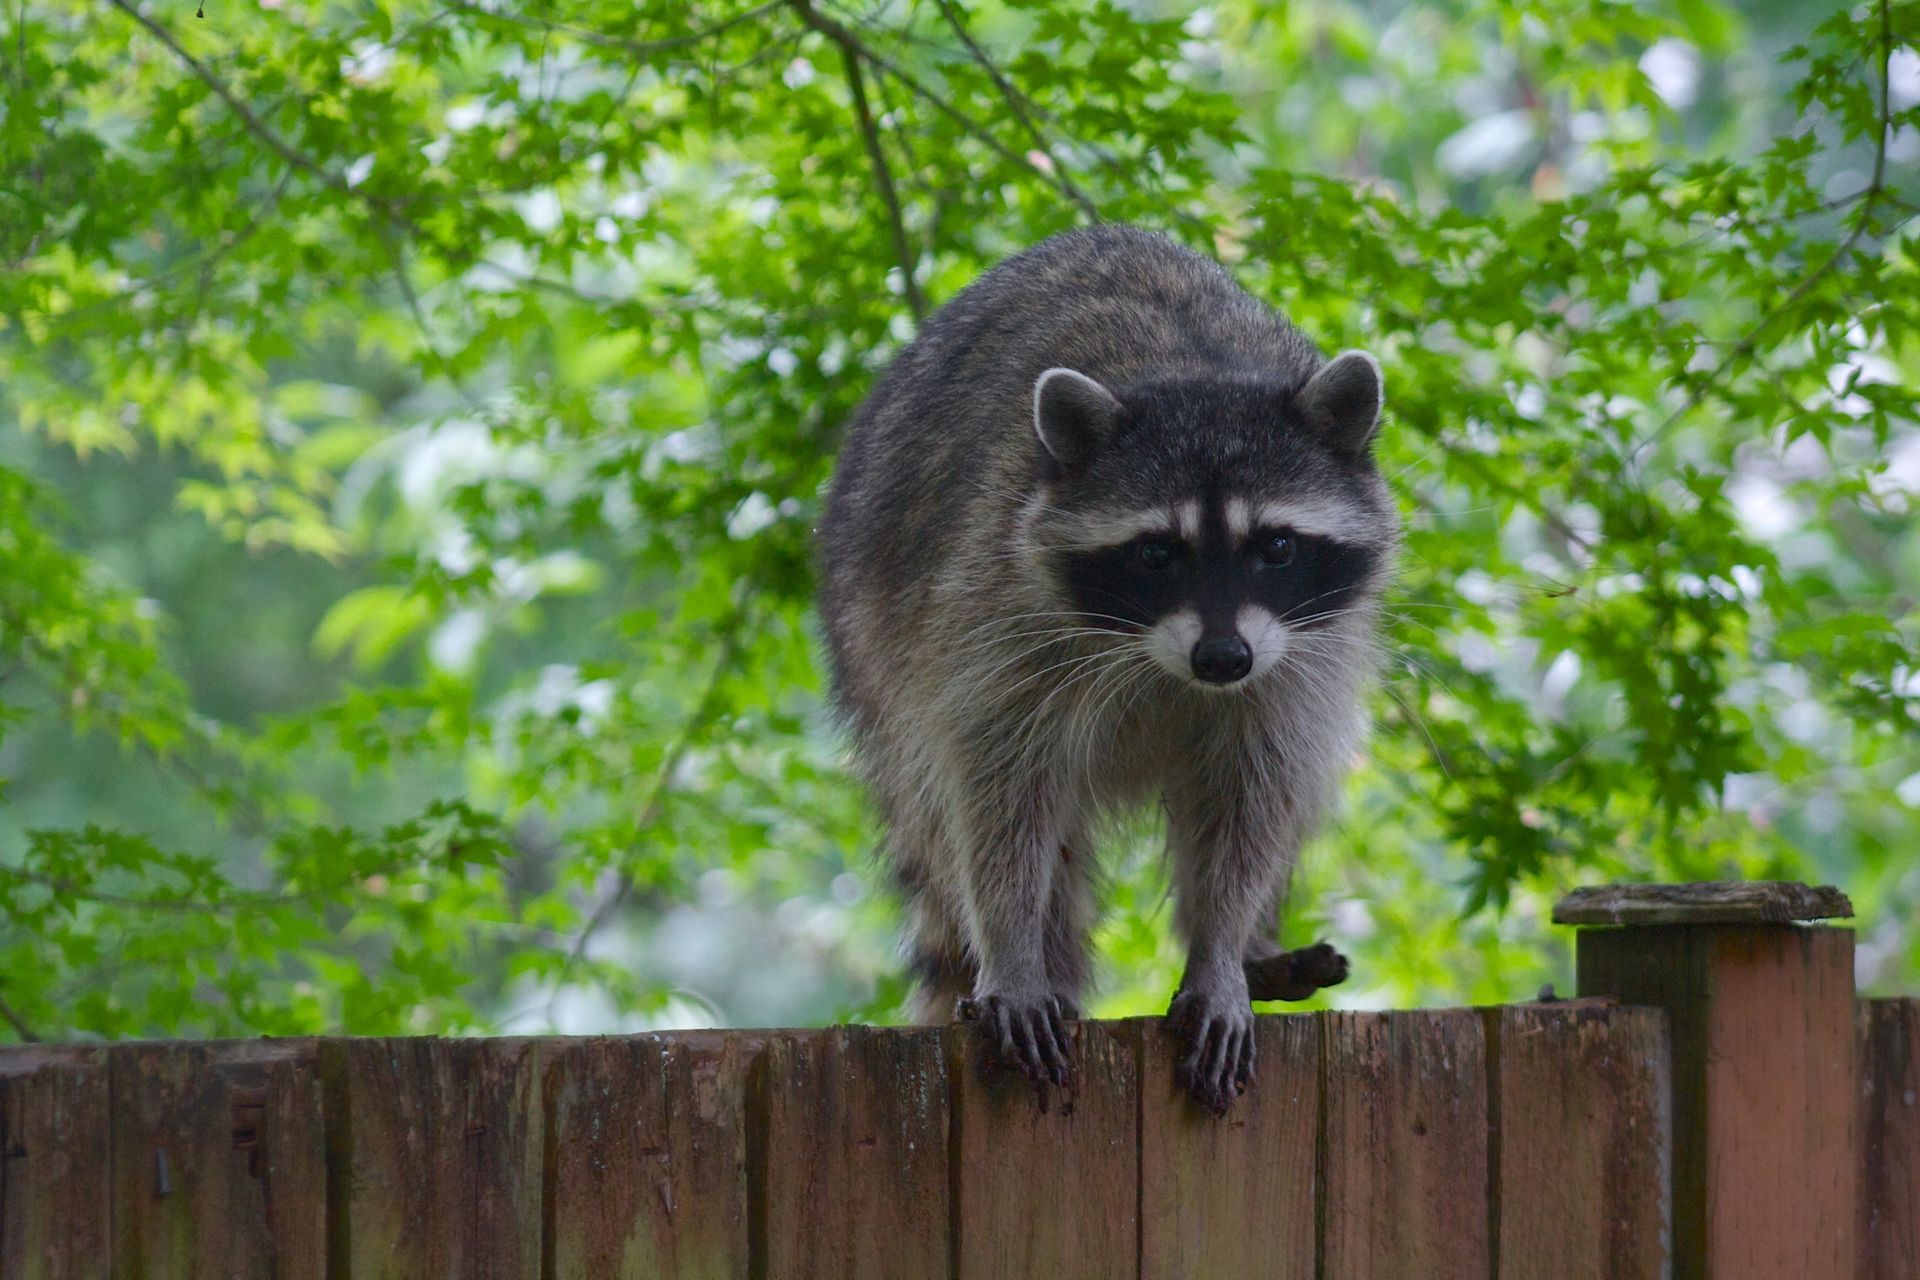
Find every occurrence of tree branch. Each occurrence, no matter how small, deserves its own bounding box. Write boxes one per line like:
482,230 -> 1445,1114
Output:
374,217 -> 484,407
928,0 -> 1096,218
835,40 -> 927,320
43,170 -> 292,325
107,0 -> 462,258
550,631 -> 742,994
1631,0 -> 1896,463
0,866 -> 307,912
840,6 -> 1222,235
0,988 -> 39,1043
446,0 -> 784,59
792,0 -> 1094,218
106,0 -> 357,196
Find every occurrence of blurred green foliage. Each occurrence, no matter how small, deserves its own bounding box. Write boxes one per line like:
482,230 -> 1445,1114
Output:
1,0 -> 1917,1041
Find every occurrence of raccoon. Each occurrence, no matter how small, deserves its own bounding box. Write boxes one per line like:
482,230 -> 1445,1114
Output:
818,225 -> 1398,1111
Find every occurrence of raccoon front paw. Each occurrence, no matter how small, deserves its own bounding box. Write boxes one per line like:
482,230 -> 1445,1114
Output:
1167,987 -> 1256,1115
1244,941 -> 1350,1002
957,992 -> 1075,1086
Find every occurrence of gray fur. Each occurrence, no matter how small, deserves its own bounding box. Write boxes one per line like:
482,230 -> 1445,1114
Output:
818,225 -> 1398,1110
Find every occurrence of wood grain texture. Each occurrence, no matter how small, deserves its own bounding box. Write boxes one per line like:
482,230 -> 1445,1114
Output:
1138,1014 -> 1317,1280
1555,881 -> 1851,926
1579,924 -> 1855,1280
320,1037 -> 543,1279
543,1033 -> 752,1280
1702,927 -> 1854,1279
1492,1004 -> 1671,1280
0,1047 -> 110,1280
1322,1009 -> 1489,1280
107,1040 -> 327,1280
950,1019 -> 1137,1280
1858,998 -> 1919,1280
758,1026 -> 949,1280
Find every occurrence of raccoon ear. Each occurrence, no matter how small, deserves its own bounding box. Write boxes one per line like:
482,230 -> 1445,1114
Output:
1033,367 -> 1122,475
1297,350 -> 1384,454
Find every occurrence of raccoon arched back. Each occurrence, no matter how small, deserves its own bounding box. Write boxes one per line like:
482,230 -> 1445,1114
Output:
817,225 -> 1399,1111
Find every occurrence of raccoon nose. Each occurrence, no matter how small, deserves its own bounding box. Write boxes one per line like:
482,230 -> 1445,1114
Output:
1190,635 -> 1252,684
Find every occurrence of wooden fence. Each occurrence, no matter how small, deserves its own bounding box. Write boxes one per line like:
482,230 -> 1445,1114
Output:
0,882 -> 1914,1280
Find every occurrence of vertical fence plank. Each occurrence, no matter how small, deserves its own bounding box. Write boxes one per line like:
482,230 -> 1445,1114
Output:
0,1047 -> 110,1280
951,1019 -> 1137,1280
1700,928 -> 1855,1280
1580,924 -> 1855,1280
1322,1008 -> 1489,1280
10,988 -> 1887,1278
1492,1004 -> 1671,1280
758,1026 -> 949,1279
543,1032 -> 752,1280
321,1037 -> 543,1279
1137,1014 -> 1316,1280
107,1040 -> 327,1280
1859,998 -> 1919,1280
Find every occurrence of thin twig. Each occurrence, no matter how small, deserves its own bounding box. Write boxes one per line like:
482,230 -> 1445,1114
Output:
834,39 -> 927,319
832,3 -> 1223,235
1,609 -> 285,837
106,0 -> 461,263
375,217 -> 483,406
0,988 -> 39,1042
447,0 -> 783,59
792,0 -> 1091,216
108,2 -> 656,390
551,631 -> 742,992
1631,0 -> 1895,462
928,0 -> 1096,218
50,170 -> 295,324
0,866 -> 305,912
106,0 -> 356,196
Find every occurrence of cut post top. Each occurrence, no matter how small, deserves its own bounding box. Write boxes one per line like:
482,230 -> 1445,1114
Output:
1553,880 -> 1853,927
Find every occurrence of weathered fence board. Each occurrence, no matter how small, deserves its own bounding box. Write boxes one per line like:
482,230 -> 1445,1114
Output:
1580,924 -> 1855,1280
1322,1008 -> 1490,1280
950,1020 -> 1137,1280
1704,929 -> 1855,1280
757,1026 -> 949,1280
0,1047 -> 111,1280
15,1000 -> 1881,1279
1137,1014 -> 1317,1280
21,880 -> 1918,1278
319,1037 -> 544,1279
108,1040 -> 327,1280
543,1032 -> 751,1280
1490,1003 -> 1670,1280
1859,998 -> 1920,1280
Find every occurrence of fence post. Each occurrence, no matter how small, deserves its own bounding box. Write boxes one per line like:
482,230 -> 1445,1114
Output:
1561,881 -> 1855,1280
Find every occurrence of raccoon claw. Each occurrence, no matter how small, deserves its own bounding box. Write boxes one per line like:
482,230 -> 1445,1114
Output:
1244,941 -> 1349,1003
1167,988 -> 1257,1115
961,992 -> 1075,1086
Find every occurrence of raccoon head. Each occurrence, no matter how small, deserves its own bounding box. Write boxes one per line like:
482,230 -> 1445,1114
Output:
1030,353 -> 1397,691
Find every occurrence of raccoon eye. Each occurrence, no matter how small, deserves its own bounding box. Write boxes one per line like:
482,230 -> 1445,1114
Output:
1136,538 -> 1176,570
1258,532 -> 1297,567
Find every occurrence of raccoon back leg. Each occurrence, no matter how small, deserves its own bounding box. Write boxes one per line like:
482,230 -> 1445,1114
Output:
1241,881 -> 1349,1002
1243,939 -> 1350,1002
904,891 -> 977,1023
884,806 -> 979,1023
1040,835 -> 1097,1018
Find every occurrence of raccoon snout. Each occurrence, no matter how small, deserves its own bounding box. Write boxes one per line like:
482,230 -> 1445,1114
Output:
1190,635 -> 1253,684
